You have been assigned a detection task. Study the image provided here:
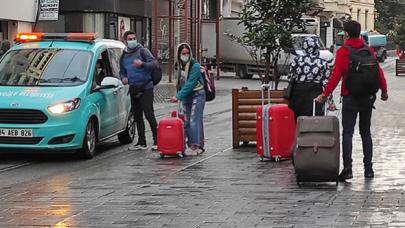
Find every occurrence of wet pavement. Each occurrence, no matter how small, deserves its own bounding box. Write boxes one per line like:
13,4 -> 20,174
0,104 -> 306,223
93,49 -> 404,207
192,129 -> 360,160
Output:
0,57 -> 404,227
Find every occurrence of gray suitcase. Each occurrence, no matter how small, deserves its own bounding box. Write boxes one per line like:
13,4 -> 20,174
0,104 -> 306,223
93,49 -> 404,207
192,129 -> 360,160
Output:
294,101 -> 340,185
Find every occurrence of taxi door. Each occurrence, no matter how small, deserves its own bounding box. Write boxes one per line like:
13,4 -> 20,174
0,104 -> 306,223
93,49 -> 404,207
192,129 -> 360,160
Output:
108,47 -> 128,131
90,50 -> 121,138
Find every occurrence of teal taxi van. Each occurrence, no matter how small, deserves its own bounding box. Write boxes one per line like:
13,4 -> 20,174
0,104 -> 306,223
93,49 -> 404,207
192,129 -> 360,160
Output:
0,33 -> 135,158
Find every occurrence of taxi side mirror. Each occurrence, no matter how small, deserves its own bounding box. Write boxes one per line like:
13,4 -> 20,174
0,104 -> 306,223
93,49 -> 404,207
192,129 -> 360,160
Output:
96,77 -> 121,90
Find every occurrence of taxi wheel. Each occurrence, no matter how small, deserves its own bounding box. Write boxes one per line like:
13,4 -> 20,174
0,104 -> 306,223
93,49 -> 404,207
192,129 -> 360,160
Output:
78,120 -> 97,159
118,113 -> 136,144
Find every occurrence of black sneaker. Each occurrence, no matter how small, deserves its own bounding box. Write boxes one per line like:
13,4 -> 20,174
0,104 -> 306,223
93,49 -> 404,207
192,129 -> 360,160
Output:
365,168 -> 374,178
338,167 -> 353,181
199,146 -> 205,154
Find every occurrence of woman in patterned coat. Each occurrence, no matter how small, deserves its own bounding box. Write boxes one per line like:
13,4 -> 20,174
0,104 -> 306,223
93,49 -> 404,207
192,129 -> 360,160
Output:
288,37 -> 331,120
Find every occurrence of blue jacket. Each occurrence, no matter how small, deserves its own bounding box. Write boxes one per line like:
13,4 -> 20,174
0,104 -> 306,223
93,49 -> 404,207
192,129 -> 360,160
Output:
176,59 -> 204,101
119,45 -> 157,89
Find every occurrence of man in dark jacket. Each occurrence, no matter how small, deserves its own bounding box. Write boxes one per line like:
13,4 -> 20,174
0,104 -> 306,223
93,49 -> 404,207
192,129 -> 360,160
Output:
0,40 -> 11,58
316,20 -> 388,181
120,31 -> 158,151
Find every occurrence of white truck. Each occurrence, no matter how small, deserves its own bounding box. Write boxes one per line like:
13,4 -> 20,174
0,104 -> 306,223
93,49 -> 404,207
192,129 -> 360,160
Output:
202,17 -> 334,78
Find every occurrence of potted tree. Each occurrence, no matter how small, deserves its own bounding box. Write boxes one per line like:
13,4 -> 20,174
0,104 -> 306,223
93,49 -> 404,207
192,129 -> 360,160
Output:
231,0 -> 316,148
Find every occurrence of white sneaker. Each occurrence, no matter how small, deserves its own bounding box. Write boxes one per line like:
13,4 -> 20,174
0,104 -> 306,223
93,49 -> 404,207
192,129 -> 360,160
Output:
128,143 -> 148,151
185,148 -> 199,156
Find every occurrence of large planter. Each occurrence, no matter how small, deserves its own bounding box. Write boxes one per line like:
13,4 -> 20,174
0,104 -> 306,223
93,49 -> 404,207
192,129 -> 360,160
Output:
232,87 -> 288,148
396,59 -> 405,76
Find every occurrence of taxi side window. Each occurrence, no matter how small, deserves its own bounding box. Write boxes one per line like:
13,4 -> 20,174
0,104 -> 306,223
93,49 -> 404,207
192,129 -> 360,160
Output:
108,48 -> 123,79
93,50 -> 112,87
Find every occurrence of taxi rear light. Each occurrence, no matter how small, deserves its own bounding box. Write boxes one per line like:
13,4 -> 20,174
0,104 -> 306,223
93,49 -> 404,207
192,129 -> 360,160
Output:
15,32 -> 97,43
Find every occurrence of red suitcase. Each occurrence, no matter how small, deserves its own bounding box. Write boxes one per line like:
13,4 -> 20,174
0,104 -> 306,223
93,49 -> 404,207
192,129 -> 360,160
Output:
256,84 -> 295,161
157,110 -> 185,158
171,111 -> 205,153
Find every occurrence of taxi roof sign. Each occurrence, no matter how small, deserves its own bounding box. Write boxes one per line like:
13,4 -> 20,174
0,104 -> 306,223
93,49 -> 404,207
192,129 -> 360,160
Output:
15,33 -> 43,42
15,33 -> 98,43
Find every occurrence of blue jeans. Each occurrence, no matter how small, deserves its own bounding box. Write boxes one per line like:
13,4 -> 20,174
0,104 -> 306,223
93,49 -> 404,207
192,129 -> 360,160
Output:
182,90 -> 205,147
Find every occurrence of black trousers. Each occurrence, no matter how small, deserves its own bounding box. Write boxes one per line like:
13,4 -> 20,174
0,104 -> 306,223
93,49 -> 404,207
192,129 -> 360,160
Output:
288,82 -> 324,121
130,88 -> 157,144
342,95 -> 375,170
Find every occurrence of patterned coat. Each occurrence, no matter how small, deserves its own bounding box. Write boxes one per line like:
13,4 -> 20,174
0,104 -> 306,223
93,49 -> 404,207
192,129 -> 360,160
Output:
288,37 -> 330,86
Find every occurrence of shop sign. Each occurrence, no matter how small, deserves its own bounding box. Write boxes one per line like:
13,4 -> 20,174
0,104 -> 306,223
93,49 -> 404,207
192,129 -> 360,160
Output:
38,0 -> 59,21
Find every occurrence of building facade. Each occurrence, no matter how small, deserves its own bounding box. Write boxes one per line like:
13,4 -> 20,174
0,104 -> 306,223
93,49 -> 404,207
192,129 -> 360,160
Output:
222,0 -> 245,17
318,0 -> 375,48
35,0 -> 151,47
350,0 -> 375,32
0,0 -> 38,41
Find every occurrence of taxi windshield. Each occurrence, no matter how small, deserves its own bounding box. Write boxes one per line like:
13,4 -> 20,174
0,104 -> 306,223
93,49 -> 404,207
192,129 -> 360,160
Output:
0,49 -> 91,86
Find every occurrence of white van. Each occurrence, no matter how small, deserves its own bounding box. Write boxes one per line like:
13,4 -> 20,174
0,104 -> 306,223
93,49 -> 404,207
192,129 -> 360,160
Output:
278,34 -> 334,76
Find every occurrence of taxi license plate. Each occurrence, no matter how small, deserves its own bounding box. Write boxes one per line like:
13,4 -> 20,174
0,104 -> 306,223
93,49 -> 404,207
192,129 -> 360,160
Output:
0,128 -> 33,138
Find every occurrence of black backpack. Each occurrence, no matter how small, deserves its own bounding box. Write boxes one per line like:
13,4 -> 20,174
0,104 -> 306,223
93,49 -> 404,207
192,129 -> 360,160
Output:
344,45 -> 380,96
151,64 -> 162,85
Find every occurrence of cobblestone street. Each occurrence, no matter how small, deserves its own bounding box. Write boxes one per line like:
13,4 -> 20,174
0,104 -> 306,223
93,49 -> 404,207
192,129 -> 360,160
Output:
0,57 -> 404,227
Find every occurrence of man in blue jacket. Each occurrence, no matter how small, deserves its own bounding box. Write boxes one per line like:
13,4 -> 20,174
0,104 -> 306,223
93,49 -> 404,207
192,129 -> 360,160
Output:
120,31 -> 158,151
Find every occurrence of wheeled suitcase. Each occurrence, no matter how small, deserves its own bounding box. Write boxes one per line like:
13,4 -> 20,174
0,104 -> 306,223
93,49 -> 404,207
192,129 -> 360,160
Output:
256,84 -> 295,161
294,100 -> 340,185
157,107 -> 185,158
170,110 -> 205,155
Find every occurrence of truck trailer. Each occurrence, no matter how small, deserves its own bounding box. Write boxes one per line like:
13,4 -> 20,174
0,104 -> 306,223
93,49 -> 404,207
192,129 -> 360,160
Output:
202,17 -> 334,78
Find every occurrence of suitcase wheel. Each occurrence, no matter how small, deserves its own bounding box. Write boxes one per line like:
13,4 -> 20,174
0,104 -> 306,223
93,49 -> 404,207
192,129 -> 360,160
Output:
178,153 -> 184,158
273,156 -> 281,162
159,154 -> 165,159
258,157 -> 264,162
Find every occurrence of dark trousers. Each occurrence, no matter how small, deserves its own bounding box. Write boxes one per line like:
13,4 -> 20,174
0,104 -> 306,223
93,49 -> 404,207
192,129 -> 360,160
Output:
130,88 -> 157,144
288,82 -> 324,121
342,96 -> 374,170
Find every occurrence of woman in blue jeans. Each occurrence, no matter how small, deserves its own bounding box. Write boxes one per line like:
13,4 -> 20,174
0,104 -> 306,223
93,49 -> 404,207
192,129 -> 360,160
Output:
170,43 -> 206,154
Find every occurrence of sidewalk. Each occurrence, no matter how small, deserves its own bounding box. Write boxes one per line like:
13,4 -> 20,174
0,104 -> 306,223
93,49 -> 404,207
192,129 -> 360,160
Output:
154,76 -> 176,103
0,60 -> 402,227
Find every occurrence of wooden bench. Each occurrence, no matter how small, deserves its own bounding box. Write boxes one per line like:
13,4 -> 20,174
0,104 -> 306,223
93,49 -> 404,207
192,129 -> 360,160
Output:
396,59 -> 405,76
232,88 -> 288,148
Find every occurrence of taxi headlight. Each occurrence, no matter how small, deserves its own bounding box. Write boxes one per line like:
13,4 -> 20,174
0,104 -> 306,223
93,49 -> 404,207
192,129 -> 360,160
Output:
48,98 -> 81,114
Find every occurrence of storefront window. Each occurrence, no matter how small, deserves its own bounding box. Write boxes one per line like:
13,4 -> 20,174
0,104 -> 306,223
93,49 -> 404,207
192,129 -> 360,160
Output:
0,21 -> 7,41
83,13 -> 105,38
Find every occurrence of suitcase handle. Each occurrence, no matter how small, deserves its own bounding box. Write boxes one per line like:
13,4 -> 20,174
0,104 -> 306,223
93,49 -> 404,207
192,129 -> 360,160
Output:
261,84 -> 271,106
172,102 -> 182,118
313,99 -> 327,117
178,102 -> 183,118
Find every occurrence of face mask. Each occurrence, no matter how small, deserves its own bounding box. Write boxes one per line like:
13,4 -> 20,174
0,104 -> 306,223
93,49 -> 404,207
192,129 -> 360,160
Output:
180,54 -> 190,63
127,40 -> 138,49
